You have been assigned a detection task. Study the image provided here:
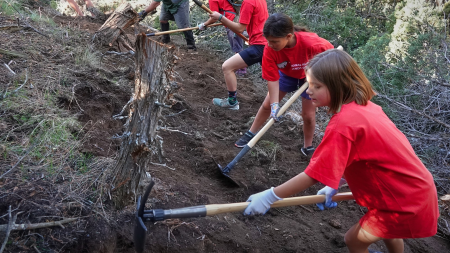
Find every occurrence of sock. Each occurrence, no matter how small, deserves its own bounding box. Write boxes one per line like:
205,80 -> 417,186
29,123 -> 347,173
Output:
228,91 -> 237,105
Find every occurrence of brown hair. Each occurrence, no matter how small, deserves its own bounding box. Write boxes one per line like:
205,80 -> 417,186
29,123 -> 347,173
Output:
305,49 -> 375,114
263,13 -> 309,38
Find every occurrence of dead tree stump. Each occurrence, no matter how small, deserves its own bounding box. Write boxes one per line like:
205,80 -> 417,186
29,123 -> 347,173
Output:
93,3 -> 138,51
111,34 -> 175,206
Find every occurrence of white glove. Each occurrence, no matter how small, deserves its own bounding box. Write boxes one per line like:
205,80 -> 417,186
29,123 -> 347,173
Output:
198,23 -> 206,31
244,187 -> 283,215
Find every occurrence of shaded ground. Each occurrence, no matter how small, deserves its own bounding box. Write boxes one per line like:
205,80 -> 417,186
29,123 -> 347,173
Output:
0,9 -> 449,253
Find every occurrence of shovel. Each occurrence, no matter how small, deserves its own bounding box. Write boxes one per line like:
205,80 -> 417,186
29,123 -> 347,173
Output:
146,23 -> 223,37
134,180 -> 354,253
192,0 -> 249,44
216,82 -> 309,184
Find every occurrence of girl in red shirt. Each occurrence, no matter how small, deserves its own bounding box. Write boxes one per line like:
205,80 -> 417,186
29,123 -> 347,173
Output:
198,0 -> 244,59
208,0 -> 268,110
243,49 -> 439,253
235,13 -> 333,158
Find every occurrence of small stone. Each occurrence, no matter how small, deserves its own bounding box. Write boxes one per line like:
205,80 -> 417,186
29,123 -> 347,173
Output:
328,219 -> 342,229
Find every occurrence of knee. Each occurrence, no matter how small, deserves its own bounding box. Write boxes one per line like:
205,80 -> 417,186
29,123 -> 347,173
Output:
301,111 -> 315,124
222,61 -> 235,73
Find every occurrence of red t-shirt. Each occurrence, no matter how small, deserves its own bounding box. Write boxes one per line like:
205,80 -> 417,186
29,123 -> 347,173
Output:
305,101 -> 439,238
209,0 -> 236,21
262,32 -> 333,81
238,0 -> 268,45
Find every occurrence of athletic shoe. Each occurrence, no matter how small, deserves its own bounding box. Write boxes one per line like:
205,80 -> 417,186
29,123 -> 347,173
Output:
236,68 -> 247,76
212,98 -> 239,110
187,45 -> 197,51
235,130 -> 256,147
301,146 -> 315,156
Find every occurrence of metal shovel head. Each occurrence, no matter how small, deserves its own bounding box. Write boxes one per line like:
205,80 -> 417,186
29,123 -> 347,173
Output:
134,196 -> 147,253
217,164 -> 240,187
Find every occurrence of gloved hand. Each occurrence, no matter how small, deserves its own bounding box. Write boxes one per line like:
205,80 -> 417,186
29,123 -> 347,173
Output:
138,10 -> 148,21
270,102 -> 281,121
244,187 -> 283,215
198,23 -> 206,31
316,186 -> 338,210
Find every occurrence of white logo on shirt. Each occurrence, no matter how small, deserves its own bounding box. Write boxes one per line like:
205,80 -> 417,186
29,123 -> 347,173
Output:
277,61 -> 288,69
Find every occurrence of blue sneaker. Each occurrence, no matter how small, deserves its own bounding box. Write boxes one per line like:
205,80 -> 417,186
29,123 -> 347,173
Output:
212,98 -> 239,110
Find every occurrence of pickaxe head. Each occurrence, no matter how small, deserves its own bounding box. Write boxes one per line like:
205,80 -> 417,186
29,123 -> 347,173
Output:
134,180 -> 154,253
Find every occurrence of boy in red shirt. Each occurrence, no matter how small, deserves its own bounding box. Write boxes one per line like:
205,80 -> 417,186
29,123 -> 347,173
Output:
198,0 -> 244,72
243,49 -> 439,253
208,0 -> 268,110
235,13 -> 333,157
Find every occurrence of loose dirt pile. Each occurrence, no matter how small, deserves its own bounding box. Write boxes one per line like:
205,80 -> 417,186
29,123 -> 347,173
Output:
1,7 -> 449,253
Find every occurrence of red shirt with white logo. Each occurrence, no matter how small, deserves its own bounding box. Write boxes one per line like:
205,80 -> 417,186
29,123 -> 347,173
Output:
209,0 -> 236,21
238,0 -> 268,45
305,101 -> 439,238
262,32 -> 333,81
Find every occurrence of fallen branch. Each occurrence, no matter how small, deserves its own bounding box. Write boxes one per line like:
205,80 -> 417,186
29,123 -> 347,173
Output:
0,218 -> 78,232
2,63 -> 15,75
150,162 -> 176,171
0,206 -> 16,253
0,69 -> 28,101
0,48 -> 26,58
377,93 -> 450,130
113,97 -> 133,119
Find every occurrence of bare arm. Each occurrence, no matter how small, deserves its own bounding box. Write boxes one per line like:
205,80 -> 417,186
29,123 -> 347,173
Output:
145,1 -> 161,13
209,11 -> 246,34
273,172 -> 318,198
267,81 -> 280,105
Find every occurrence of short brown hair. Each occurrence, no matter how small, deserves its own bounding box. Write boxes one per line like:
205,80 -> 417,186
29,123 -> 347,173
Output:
305,49 -> 375,114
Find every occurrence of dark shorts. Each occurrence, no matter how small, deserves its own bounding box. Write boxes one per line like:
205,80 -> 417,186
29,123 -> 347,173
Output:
279,71 -> 310,99
239,44 -> 265,67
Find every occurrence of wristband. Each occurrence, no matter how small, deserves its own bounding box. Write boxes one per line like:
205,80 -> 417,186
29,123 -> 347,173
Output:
219,14 -> 223,21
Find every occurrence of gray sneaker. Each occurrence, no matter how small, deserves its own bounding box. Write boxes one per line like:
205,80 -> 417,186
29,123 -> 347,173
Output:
301,146 -> 315,156
212,98 -> 239,110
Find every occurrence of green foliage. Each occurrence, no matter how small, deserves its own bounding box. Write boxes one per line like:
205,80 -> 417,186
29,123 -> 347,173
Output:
75,47 -> 100,68
0,0 -> 22,16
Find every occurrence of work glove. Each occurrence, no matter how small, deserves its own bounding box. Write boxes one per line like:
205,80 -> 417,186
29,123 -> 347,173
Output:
198,23 -> 206,31
138,10 -> 148,21
244,187 -> 283,215
316,186 -> 338,210
270,102 -> 282,121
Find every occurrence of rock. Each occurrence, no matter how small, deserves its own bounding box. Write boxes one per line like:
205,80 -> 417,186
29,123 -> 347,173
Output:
328,219 -> 342,229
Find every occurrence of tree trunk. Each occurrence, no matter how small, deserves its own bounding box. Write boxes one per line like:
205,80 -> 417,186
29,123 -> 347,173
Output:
93,3 -> 139,48
111,34 -> 175,206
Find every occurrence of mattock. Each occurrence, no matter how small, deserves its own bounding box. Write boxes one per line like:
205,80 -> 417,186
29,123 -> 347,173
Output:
134,180 -> 354,252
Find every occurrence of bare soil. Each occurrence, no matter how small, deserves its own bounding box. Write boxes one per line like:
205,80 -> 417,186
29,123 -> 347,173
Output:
1,11 -> 449,253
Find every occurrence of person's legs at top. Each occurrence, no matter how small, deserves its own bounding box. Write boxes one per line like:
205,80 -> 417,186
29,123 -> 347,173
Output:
67,0 -> 83,16
344,222 -> 403,253
84,0 -> 93,8
225,29 -> 246,75
159,5 -> 174,43
173,0 -> 195,49
301,96 -> 316,155
213,45 -> 264,110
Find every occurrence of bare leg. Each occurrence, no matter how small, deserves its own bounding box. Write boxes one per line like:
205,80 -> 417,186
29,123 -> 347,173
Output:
384,239 -> 404,253
249,91 -> 288,133
67,0 -> 83,16
301,97 -> 315,148
84,0 -> 94,8
221,53 -> 248,92
344,223 -> 383,253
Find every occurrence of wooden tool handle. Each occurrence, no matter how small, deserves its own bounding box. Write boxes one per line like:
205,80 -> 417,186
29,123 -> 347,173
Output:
147,23 -> 223,36
247,82 -> 309,148
205,192 -> 354,216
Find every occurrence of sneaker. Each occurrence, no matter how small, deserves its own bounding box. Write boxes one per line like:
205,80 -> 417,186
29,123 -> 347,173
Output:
212,98 -> 239,110
235,130 -> 255,147
301,146 -> 315,156
236,68 -> 247,76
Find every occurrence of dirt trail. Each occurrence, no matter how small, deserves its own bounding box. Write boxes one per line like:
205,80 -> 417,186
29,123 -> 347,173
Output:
1,13 -> 449,253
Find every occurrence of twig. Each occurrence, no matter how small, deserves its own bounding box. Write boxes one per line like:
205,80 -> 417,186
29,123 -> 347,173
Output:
165,109 -> 187,117
71,84 -> 84,112
211,131 -> 226,139
3,63 -> 15,75
0,218 -> 78,231
113,97 -> 133,119
149,162 -> 176,171
205,74 -> 217,83
5,0 -> 48,38
0,206 -> 15,253
13,69 -> 28,92
157,126 -> 191,135
0,135 -> 37,179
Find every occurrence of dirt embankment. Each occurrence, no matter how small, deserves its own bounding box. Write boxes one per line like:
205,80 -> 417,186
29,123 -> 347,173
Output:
0,8 -> 449,253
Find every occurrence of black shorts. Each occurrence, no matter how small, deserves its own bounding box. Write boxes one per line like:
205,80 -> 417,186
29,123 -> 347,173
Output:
239,44 -> 265,67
